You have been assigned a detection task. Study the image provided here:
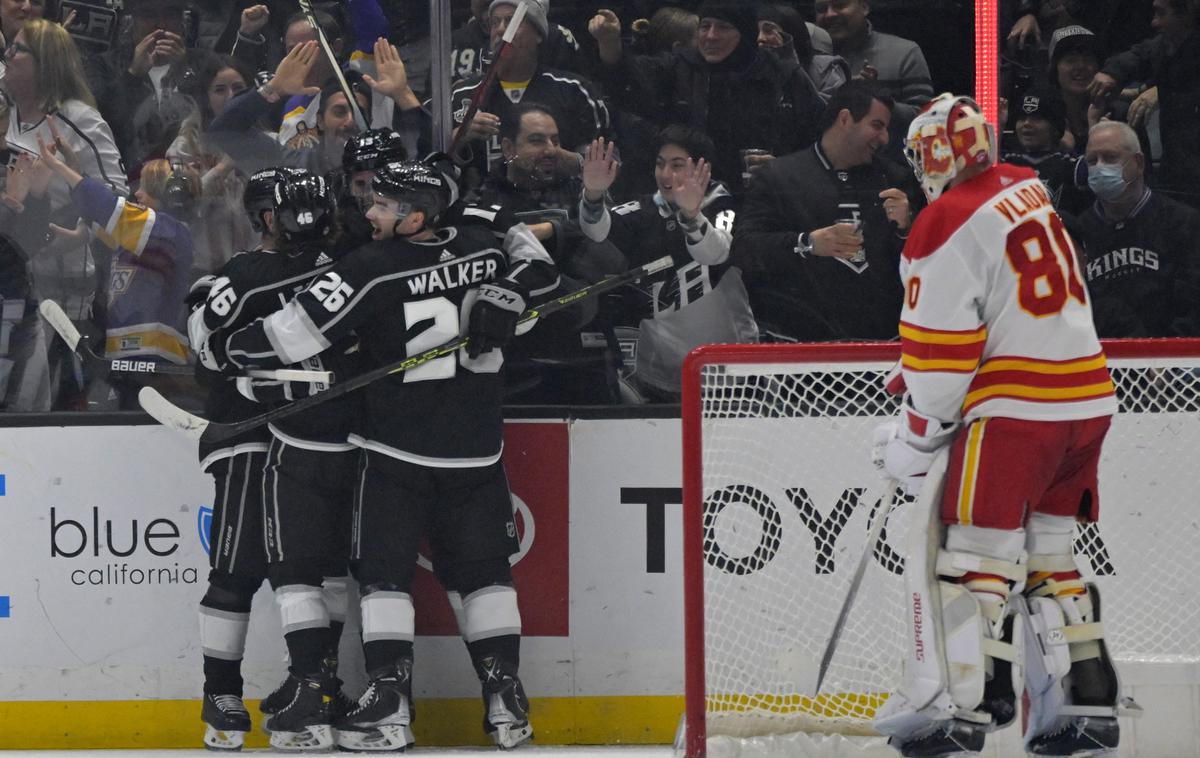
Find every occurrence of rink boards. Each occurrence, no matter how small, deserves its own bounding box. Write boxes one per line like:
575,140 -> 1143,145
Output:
0,419 -> 690,748
0,418 -> 1198,753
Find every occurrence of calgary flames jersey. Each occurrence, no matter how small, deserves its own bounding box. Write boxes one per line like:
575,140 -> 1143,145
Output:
898,163 -> 1117,425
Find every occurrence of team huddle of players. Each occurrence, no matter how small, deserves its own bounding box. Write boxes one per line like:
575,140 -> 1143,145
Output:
187,93 -> 1135,757
190,131 -> 553,752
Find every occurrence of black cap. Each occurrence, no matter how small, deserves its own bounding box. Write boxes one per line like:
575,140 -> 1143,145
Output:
1014,85 -> 1066,140
319,70 -> 370,116
695,0 -> 759,47
1048,25 -> 1100,70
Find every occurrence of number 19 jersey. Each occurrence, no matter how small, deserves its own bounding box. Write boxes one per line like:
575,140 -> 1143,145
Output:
898,163 -> 1117,426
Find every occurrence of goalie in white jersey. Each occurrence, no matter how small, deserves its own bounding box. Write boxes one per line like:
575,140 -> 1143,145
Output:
872,93 -> 1137,757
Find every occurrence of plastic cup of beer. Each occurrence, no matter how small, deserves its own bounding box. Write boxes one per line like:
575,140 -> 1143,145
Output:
740,148 -> 771,184
838,218 -> 865,263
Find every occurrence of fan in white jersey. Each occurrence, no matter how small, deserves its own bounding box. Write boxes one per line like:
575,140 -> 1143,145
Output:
871,93 -> 1138,758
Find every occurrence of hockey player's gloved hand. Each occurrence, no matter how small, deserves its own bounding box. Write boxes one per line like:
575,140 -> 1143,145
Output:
467,283 -> 525,358
871,405 -> 958,495
197,331 -> 237,375
235,376 -> 328,403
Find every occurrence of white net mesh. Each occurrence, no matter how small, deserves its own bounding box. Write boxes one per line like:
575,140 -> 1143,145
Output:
687,348 -> 1200,747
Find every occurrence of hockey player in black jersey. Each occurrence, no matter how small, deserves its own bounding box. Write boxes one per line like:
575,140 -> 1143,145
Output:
334,128 -> 409,251
206,160 -> 559,751
194,169 -> 362,752
190,168 -> 290,751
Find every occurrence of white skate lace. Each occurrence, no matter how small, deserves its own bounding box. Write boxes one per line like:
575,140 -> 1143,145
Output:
213,694 -> 248,715
348,682 -> 379,717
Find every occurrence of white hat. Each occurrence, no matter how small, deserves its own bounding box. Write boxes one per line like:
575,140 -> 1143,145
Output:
488,0 -> 550,39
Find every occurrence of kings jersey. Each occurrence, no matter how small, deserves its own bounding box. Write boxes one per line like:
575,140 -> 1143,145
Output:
224,223 -> 558,467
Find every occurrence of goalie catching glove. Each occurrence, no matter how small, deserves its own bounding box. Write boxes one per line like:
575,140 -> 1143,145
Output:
467,283 -> 525,358
872,403 -> 958,495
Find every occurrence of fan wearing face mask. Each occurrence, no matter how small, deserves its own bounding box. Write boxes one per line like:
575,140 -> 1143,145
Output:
1072,120 -> 1200,338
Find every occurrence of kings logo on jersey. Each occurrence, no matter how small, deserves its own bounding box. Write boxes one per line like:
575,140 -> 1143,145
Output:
197,506 -> 213,556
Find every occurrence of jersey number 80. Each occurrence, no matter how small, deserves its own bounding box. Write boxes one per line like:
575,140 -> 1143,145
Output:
1004,214 -> 1087,318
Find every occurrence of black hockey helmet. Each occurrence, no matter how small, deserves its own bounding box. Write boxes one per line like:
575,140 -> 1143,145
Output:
372,160 -> 454,225
273,172 -> 335,244
342,129 -> 408,174
244,167 -> 304,232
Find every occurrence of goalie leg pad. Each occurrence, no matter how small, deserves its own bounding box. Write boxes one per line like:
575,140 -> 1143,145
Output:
874,516 -> 1024,743
1022,558 -> 1125,754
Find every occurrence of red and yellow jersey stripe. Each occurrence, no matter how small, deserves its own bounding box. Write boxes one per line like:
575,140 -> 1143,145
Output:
899,321 -> 988,374
962,352 -> 1115,414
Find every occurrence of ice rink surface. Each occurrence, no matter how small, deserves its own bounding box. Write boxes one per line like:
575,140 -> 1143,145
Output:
1,749 -> 675,757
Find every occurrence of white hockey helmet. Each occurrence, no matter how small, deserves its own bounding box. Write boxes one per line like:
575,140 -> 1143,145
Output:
905,93 -> 997,202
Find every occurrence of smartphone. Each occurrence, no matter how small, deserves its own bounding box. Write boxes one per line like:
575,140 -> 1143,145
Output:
181,6 -> 199,48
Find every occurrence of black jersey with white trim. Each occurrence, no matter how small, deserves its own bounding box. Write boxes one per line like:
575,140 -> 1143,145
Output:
583,184 -> 738,326
224,223 -> 558,467
448,64 -> 610,178
193,247 -> 361,464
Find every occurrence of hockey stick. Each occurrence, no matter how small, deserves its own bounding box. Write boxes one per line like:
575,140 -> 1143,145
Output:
298,0 -> 367,132
139,254 -> 675,443
38,300 -> 333,384
446,1 -> 528,157
814,479 -> 901,695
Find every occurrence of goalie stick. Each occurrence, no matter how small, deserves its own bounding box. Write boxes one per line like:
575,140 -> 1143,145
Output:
814,480 -> 901,695
38,300 -> 333,384
446,0 -> 528,157
139,254 -> 674,442
298,0 -> 367,132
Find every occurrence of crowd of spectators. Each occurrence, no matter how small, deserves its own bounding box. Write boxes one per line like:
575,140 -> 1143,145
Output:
0,0 -> 1195,412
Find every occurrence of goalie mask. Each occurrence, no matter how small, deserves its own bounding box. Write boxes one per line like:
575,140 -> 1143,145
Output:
368,160 -> 458,239
905,93 -> 997,202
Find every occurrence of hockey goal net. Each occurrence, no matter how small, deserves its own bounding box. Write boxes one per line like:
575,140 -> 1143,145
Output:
679,340 -> 1200,757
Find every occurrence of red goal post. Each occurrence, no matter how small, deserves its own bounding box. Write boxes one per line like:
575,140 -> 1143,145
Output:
679,340 -> 1200,757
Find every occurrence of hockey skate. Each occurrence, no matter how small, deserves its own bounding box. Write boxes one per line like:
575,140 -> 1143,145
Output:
890,718 -> 987,757
335,660 -> 416,752
258,674 -> 294,716
201,692 -> 251,751
262,673 -> 334,751
1026,715 -> 1119,757
475,656 -> 533,750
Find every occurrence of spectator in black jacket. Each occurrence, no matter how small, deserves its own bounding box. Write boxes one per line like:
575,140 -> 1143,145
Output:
731,82 -> 916,341
450,0 -> 589,84
1088,0 -> 1200,208
588,0 -> 824,195
451,0 -> 610,189
1000,84 -> 1091,216
1075,120 -> 1200,337
83,0 -> 195,172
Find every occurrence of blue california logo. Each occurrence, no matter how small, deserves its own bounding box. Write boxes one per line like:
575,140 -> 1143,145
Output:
198,506 -> 213,555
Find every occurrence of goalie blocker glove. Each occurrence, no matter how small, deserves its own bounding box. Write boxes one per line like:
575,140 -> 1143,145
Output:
872,403 -> 958,495
467,283 -> 525,358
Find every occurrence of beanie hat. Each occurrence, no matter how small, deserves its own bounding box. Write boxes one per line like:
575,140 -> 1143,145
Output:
488,0 -> 550,40
1014,85 -> 1066,140
696,0 -> 759,48
1047,25 -> 1100,71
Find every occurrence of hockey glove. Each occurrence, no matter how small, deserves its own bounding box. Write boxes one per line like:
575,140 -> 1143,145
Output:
467,283 -> 525,358
197,331 -> 238,375
871,404 -> 958,495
